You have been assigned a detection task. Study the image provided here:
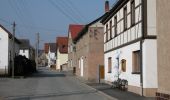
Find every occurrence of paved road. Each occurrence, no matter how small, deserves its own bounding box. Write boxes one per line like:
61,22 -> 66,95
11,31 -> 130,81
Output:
0,67 -> 112,100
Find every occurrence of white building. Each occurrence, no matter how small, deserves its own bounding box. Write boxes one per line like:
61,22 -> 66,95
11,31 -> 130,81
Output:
101,0 -> 157,97
0,24 -> 20,75
46,43 -> 56,68
19,39 -> 35,60
56,37 -> 68,70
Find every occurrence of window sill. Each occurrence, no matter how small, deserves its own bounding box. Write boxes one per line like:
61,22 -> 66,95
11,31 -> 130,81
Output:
131,72 -> 140,74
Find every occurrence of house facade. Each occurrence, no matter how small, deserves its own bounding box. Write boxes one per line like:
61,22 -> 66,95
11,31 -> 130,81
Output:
56,37 -> 68,70
19,39 -> 35,60
74,16 -> 104,82
101,0 -> 157,97
44,43 -> 56,68
156,0 -> 170,99
48,43 -> 56,68
0,24 -> 20,75
37,50 -> 47,67
68,24 -> 84,71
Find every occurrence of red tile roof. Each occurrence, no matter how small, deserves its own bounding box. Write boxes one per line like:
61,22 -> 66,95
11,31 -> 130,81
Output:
44,43 -> 56,53
44,43 -> 49,53
69,24 -> 84,40
56,37 -> 68,54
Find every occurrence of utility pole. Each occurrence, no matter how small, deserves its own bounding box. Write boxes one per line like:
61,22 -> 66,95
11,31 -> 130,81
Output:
36,33 -> 40,69
12,22 -> 16,78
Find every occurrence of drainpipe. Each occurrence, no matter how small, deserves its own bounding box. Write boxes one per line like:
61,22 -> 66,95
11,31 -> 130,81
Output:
140,36 -> 144,96
117,57 -> 120,79
140,0 -> 145,96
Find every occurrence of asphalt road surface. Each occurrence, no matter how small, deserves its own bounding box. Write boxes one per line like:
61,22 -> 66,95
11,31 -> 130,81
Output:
0,67 -> 113,100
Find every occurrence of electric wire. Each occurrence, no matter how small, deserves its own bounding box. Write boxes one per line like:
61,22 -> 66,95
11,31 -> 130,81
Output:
48,0 -> 79,24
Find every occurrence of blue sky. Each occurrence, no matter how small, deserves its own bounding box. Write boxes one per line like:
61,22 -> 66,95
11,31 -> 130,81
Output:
0,0 -> 116,49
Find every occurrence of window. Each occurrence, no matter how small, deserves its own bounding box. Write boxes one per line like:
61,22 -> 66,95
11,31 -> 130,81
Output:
106,24 -> 108,42
131,0 -> 135,26
121,59 -> 126,72
108,57 -> 112,73
132,50 -> 141,74
114,16 -> 117,37
78,59 -> 81,68
110,20 -> 112,39
124,6 -> 127,30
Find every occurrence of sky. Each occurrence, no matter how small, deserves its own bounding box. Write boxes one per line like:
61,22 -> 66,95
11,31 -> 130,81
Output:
0,0 -> 116,49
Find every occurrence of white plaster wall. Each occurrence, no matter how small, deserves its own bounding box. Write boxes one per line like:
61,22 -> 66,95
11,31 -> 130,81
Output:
105,42 -> 141,87
0,27 -> 9,72
104,0 -> 142,52
47,51 -> 56,67
143,39 -> 158,88
105,39 -> 157,89
147,0 -> 157,36
105,23 -> 142,52
56,49 -> 68,69
19,50 -> 29,58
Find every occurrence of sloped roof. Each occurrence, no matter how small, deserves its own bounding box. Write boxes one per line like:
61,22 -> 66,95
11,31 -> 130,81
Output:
0,24 -> 21,44
56,37 -> 68,54
44,43 -> 56,53
101,0 -> 128,24
48,43 -> 56,52
74,14 -> 105,43
68,24 -> 84,40
19,39 -> 30,49
44,43 -> 49,53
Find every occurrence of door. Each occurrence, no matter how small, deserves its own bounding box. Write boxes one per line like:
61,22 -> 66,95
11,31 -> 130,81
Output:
100,65 -> 105,79
80,57 -> 83,77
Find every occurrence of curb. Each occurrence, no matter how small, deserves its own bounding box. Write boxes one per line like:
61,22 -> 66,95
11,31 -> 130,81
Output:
82,83 -> 118,100
74,76 -> 118,100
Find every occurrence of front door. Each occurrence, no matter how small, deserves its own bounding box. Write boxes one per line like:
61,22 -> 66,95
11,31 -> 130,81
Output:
100,65 -> 105,79
80,57 -> 83,77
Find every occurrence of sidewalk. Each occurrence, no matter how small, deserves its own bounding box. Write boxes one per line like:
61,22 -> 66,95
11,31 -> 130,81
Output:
87,83 -> 155,100
63,71 -> 155,100
73,75 -> 155,100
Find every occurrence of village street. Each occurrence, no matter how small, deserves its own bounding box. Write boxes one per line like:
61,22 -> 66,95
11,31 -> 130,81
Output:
0,67 -> 113,100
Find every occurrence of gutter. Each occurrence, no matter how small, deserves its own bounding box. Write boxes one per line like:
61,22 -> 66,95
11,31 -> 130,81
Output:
140,0 -> 145,96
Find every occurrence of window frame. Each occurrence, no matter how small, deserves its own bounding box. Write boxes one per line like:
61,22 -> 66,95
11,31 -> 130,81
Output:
110,20 -> 112,39
106,24 -> 109,42
131,0 -> 135,26
132,50 -> 141,74
108,57 -> 112,73
121,59 -> 126,72
114,16 -> 117,37
124,6 -> 127,31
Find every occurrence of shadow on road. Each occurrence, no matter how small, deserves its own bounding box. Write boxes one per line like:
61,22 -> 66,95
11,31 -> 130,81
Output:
87,83 -> 155,100
5,90 -> 97,100
29,68 -> 66,78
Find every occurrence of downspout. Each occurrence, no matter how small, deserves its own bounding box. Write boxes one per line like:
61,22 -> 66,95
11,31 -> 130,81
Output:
140,0 -> 145,96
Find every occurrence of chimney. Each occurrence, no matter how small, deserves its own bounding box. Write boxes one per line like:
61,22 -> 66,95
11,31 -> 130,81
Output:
105,0 -> 109,13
